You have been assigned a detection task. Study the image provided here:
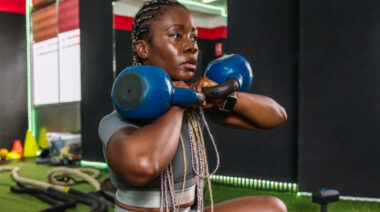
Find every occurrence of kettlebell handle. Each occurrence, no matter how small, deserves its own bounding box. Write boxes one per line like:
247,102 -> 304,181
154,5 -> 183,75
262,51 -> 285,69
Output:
202,78 -> 240,100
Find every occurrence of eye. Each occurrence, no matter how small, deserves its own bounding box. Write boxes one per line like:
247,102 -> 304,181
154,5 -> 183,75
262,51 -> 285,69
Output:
170,33 -> 182,39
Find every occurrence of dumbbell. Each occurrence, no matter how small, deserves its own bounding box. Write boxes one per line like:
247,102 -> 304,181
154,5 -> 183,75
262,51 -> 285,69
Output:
112,65 -> 205,119
202,54 -> 253,100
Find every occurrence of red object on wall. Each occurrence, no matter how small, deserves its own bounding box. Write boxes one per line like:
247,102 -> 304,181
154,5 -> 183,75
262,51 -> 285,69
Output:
32,4 -> 57,42
0,0 -> 25,14
32,0 -> 79,43
58,0 -> 79,33
114,15 -> 134,31
215,42 -> 223,57
113,14 -> 227,40
197,26 -> 227,40
32,0 -> 46,6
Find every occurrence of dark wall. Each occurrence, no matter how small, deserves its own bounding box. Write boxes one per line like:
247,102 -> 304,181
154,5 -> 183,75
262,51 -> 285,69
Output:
223,0 -> 298,182
115,29 -> 133,76
0,12 -> 27,149
196,38 -> 227,76
299,0 -> 380,197
80,0 -> 114,161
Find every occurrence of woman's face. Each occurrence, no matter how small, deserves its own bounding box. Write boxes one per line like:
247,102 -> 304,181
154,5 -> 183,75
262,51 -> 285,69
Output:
142,6 -> 198,82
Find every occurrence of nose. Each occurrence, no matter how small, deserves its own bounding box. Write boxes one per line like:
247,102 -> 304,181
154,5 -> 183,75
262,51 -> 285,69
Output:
183,37 -> 198,54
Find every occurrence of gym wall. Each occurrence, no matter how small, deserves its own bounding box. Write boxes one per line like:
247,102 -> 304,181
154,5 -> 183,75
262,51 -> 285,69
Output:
298,0 -> 380,197
80,0 -> 114,162
222,0 -> 298,182
0,10 -> 27,150
228,0 -> 380,197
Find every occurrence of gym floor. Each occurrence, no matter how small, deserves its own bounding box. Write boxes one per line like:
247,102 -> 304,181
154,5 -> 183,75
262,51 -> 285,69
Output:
0,159 -> 379,212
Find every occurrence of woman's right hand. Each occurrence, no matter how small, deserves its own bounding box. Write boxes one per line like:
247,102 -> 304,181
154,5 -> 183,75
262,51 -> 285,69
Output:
172,80 -> 190,89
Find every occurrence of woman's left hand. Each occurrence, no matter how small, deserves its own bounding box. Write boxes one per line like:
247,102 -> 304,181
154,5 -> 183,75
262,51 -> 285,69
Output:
190,76 -> 224,109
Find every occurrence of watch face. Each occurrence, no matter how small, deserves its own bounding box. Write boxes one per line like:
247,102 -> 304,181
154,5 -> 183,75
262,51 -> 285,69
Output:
224,95 -> 237,110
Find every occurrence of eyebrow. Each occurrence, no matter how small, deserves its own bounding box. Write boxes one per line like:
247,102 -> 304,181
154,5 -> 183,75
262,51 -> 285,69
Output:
165,24 -> 197,32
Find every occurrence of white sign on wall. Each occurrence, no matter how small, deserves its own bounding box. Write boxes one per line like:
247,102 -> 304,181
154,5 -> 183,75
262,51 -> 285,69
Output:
59,29 -> 81,103
32,29 -> 81,105
32,37 -> 60,105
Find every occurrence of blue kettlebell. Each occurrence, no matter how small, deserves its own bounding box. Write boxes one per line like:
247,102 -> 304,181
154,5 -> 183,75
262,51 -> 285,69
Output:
112,65 -> 204,119
203,54 -> 253,99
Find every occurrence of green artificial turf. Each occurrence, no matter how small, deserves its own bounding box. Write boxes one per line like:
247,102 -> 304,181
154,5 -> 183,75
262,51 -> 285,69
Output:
1,159 -> 380,212
0,159 -> 111,212
204,185 -> 380,212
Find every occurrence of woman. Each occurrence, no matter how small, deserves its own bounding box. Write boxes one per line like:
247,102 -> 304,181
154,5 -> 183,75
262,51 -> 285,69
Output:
99,1 -> 288,211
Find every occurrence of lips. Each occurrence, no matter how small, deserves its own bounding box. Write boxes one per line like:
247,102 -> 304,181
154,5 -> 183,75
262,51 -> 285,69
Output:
182,57 -> 197,71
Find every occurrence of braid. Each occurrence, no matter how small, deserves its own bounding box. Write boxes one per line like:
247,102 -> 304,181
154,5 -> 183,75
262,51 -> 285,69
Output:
130,2 -> 220,211
131,0 -> 186,65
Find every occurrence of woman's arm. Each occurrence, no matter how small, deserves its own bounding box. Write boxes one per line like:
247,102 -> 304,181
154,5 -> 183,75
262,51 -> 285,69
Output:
106,105 -> 185,186
191,76 -> 287,131
216,92 -> 287,131
106,81 -> 189,186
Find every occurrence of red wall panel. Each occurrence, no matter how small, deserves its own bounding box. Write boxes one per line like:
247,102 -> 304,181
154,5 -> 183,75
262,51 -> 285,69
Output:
0,0 -> 25,14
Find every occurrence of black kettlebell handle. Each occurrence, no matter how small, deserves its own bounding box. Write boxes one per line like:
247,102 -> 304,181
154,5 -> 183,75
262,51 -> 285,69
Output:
202,78 -> 240,100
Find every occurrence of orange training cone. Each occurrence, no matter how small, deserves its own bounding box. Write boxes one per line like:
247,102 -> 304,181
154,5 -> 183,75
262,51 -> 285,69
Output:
11,139 -> 23,156
23,130 -> 40,157
38,127 -> 49,149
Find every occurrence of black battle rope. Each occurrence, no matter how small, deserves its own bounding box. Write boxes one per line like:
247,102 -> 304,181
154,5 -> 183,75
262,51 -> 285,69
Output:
11,182 -> 76,212
0,167 -> 108,212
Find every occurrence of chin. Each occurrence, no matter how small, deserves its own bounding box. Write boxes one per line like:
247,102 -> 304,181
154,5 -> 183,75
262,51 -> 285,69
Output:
184,73 -> 195,82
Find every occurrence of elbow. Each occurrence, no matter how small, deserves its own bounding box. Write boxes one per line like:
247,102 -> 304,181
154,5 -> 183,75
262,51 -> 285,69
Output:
259,106 -> 287,130
278,105 -> 287,124
119,157 -> 161,186
269,105 -> 287,129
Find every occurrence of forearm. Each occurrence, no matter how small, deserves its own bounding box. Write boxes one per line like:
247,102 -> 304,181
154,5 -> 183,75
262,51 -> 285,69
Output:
223,92 -> 287,130
106,105 -> 185,185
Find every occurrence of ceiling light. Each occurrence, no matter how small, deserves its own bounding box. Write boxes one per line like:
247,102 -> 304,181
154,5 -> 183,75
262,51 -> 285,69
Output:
178,0 -> 227,17
202,0 -> 217,3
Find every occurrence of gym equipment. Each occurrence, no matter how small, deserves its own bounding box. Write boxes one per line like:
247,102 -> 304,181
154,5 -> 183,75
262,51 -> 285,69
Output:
0,148 -> 8,160
88,178 -> 117,207
6,151 -> 21,160
99,178 -> 116,202
112,54 -> 253,119
11,139 -> 23,156
112,65 -> 205,119
24,130 -> 40,158
312,188 -> 340,212
11,182 -> 77,212
38,128 -> 49,149
1,166 -> 108,212
202,54 -> 253,100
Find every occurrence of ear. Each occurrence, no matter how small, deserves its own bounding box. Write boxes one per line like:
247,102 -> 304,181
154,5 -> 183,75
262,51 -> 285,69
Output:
135,40 -> 150,60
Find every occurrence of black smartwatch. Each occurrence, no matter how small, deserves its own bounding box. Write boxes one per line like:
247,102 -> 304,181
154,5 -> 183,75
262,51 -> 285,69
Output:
219,92 -> 237,112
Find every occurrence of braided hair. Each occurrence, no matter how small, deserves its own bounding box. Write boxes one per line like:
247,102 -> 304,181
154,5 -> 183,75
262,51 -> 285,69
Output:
131,2 -> 220,211
131,0 -> 186,65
